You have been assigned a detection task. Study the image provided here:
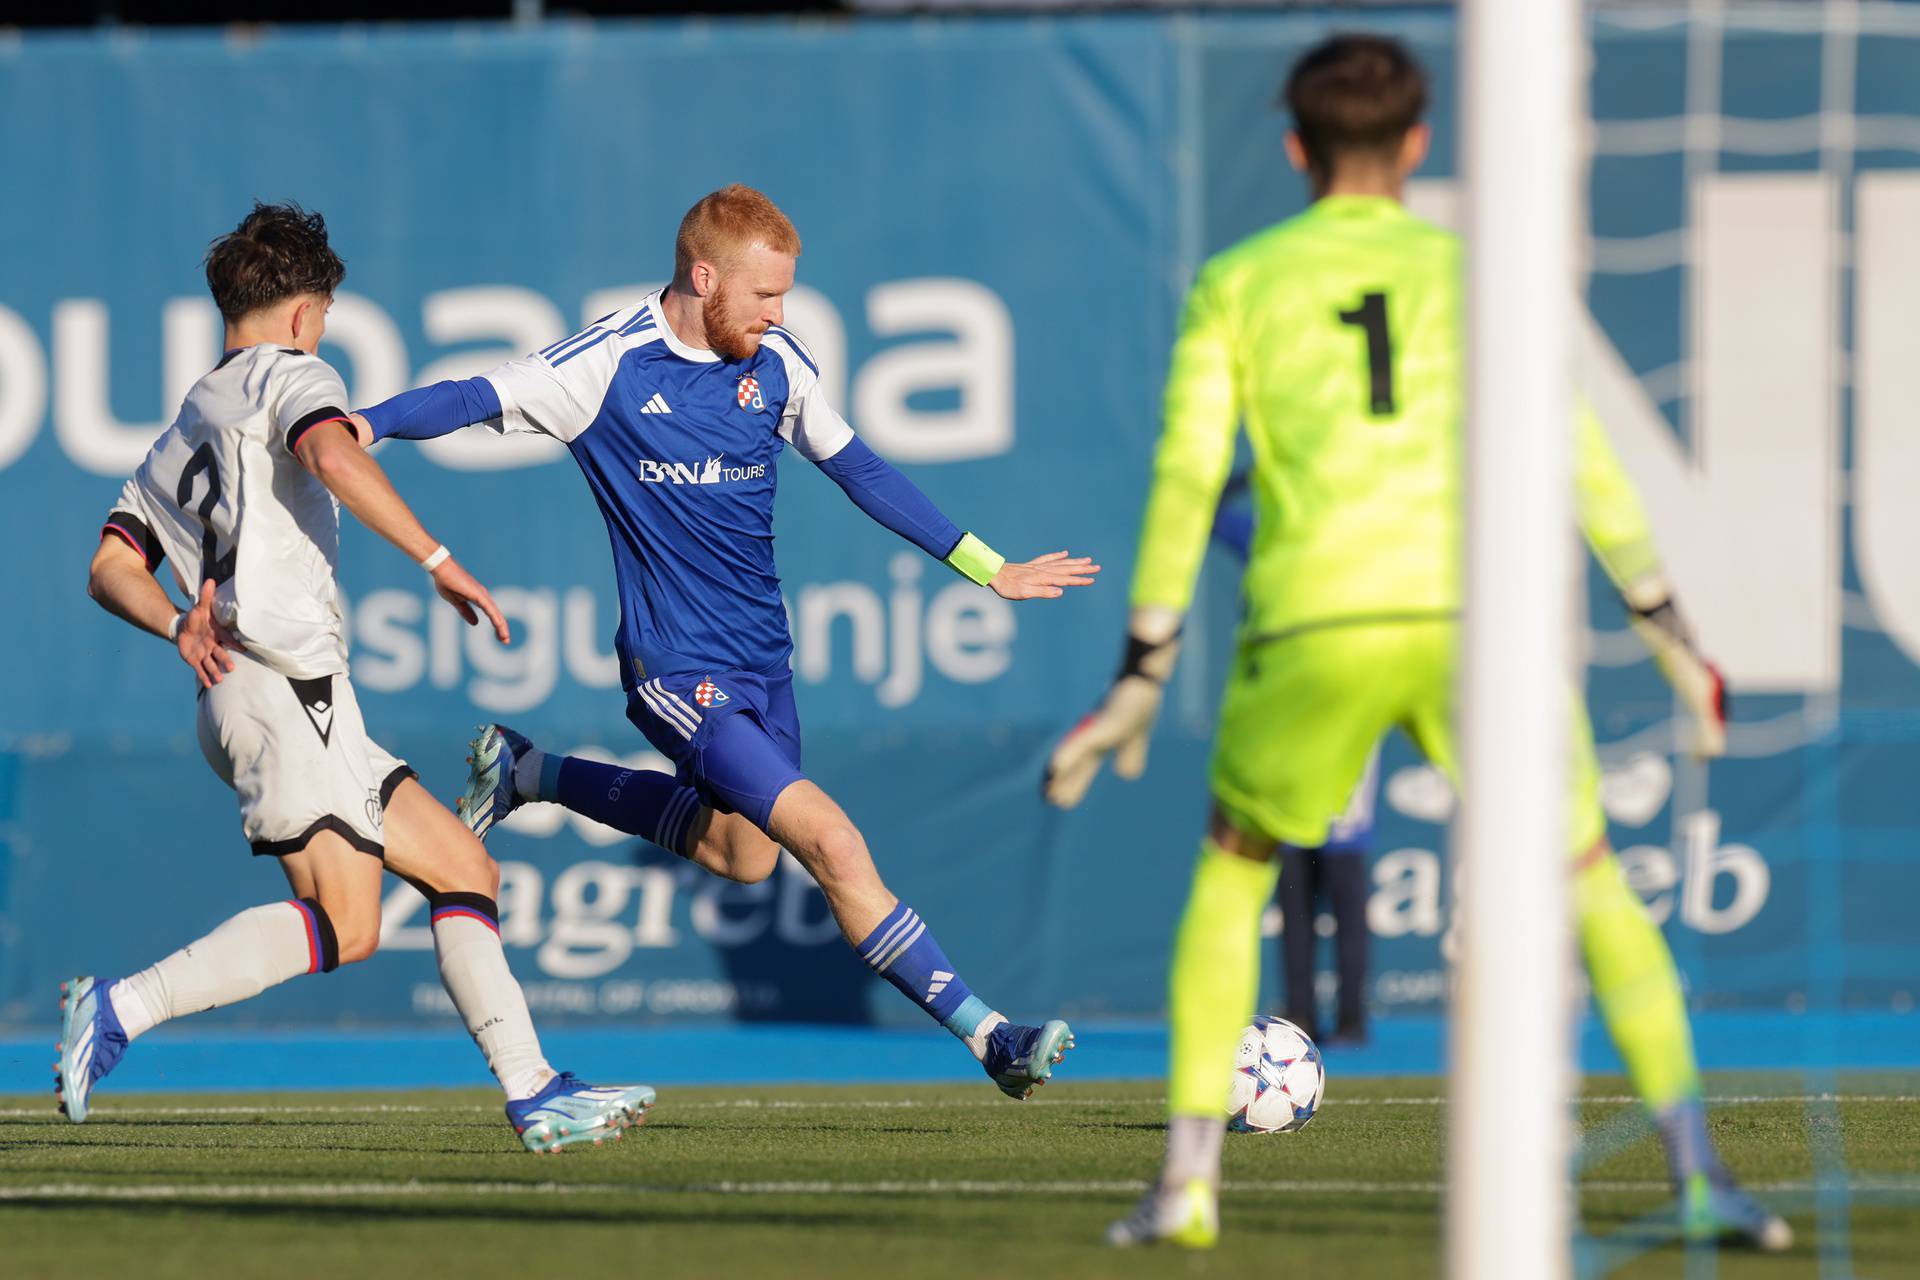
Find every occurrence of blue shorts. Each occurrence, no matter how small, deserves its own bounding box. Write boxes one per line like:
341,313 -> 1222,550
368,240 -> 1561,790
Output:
625,666 -> 806,831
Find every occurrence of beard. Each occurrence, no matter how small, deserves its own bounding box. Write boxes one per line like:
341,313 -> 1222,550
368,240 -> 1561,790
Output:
703,288 -> 765,361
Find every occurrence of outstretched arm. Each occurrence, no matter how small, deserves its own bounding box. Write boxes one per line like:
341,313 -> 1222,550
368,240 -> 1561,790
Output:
294,420 -> 510,643
814,434 -> 1098,600
815,435 -> 963,557
1577,401 -> 1661,593
1577,403 -> 1726,757
351,376 -> 503,445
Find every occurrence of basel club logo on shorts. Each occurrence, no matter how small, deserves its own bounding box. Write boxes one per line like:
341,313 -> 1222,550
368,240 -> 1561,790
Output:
736,375 -> 763,411
693,677 -> 730,708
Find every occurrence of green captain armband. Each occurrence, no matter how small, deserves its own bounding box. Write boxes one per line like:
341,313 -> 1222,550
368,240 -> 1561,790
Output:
944,532 -> 1005,587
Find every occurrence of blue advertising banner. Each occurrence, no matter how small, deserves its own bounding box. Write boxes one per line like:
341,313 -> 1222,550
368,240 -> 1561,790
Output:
1,10 -> 1916,1063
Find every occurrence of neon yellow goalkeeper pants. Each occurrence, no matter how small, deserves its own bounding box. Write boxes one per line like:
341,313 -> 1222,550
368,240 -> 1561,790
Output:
1169,619 -> 1697,1120
1209,619 -> 1606,852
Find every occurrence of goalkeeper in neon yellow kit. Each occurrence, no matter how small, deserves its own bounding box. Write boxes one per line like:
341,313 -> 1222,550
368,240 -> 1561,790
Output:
1046,34 -> 1788,1253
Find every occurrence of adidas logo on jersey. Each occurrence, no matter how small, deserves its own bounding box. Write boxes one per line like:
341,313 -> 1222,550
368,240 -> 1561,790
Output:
640,392 -> 672,415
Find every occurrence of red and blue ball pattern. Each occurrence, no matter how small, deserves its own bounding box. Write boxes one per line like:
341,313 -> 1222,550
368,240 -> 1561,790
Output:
1227,1014 -> 1326,1134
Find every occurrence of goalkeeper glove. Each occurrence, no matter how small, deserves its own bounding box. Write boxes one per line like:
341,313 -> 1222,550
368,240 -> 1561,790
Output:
1043,608 -> 1182,809
1622,573 -> 1728,759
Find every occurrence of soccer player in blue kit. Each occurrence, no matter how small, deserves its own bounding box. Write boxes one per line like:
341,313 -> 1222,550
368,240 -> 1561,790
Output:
351,186 -> 1098,1098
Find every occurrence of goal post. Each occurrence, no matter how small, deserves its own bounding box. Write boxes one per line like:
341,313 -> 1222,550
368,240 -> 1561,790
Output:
1451,1 -> 1585,1277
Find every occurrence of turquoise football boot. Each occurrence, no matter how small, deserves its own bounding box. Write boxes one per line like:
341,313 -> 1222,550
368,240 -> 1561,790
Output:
981,1019 -> 1074,1100
507,1073 -> 655,1154
458,724 -> 536,841
56,976 -> 131,1124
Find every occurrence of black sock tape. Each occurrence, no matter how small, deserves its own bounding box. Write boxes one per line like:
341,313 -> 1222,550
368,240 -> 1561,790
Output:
429,891 -> 500,926
298,896 -> 342,973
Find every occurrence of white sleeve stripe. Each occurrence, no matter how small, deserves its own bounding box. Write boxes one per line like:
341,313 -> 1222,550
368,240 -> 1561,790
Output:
763,328 -> 817,376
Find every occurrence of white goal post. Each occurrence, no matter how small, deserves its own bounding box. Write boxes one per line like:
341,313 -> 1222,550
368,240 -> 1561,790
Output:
1451,1 -> 1585,1277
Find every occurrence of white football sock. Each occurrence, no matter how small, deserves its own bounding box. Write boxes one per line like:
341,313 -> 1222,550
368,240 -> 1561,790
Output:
964,1011 -> 1007,1063
1163,1113 -> 1227,1190
113,901 -> 317,1041
104,979 -> 157,1040
431,900 -> 554,1100
512,748 -> 549,803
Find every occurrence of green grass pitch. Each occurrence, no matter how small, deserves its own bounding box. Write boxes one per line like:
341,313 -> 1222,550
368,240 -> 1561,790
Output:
2,1075 -> 1916,1278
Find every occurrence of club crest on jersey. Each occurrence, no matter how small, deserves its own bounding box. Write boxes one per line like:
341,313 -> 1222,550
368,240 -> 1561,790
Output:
736,375 -> 764,411
693,677 -> 730,708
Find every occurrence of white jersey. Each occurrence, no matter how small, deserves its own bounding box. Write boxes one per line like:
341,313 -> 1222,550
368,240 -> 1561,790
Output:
104,344 -> 354,680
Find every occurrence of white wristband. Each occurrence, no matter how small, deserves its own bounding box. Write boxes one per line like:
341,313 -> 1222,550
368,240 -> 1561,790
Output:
166,612 -> 185,642
420,544 -> 452,572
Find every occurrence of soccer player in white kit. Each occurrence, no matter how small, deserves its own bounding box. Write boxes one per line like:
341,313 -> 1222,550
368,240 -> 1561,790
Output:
60,203 -> 652,1152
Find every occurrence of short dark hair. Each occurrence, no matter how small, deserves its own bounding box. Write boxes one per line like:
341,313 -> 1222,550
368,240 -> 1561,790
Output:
203,202 -> 345,323
1283,34 -> 1429,177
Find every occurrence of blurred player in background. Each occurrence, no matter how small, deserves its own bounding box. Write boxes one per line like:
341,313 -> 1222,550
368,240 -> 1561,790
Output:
351,185 -> 1097,1100
65,203 -> 653,1153
1276,762 -> 1376,1043
1044,35 -> 1788,1251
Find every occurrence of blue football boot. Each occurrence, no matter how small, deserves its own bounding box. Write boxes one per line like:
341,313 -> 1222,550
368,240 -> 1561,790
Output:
458,723 -> 535,841
507,1072 -> 656,1154
982,1019 -> 1075,1100
56,976 -> 131,1124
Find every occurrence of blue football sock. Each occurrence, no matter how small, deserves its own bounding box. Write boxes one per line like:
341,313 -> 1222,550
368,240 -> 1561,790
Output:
855,901 -> 994,1041
551,757 -> 703,857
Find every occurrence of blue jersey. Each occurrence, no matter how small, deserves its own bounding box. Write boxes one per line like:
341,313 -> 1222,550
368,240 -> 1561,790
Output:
480,290 -> 858,687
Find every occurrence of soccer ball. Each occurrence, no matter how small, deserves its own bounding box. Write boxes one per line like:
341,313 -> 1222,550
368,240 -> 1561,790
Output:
1226,1015 -> 1325,1133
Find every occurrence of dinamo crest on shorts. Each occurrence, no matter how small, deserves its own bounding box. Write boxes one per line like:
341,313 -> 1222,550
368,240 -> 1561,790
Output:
736,376 -> 763,411
694,677 -> 730,707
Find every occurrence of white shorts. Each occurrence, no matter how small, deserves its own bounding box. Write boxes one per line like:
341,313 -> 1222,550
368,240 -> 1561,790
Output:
196,653 -> 412,858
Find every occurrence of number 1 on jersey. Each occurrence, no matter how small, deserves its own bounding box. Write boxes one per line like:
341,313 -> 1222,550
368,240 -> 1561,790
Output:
1337,291 -> 1396,416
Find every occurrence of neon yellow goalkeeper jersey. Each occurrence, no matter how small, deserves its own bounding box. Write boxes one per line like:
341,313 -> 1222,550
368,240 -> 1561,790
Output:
1131,194 -> 1660,631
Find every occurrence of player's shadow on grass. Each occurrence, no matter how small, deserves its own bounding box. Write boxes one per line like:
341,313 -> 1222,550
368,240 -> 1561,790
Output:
759,1123 -> 958,1136
5,1198 -> 907,1232
26,1118 -> 490,1131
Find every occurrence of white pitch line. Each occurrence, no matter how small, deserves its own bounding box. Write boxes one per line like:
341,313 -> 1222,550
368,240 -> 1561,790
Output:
2,1093 -> 1914,1121
0,1177 -> 1915,1203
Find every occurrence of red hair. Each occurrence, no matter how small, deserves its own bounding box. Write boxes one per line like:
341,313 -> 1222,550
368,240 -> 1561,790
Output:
674,184 -> 802,277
